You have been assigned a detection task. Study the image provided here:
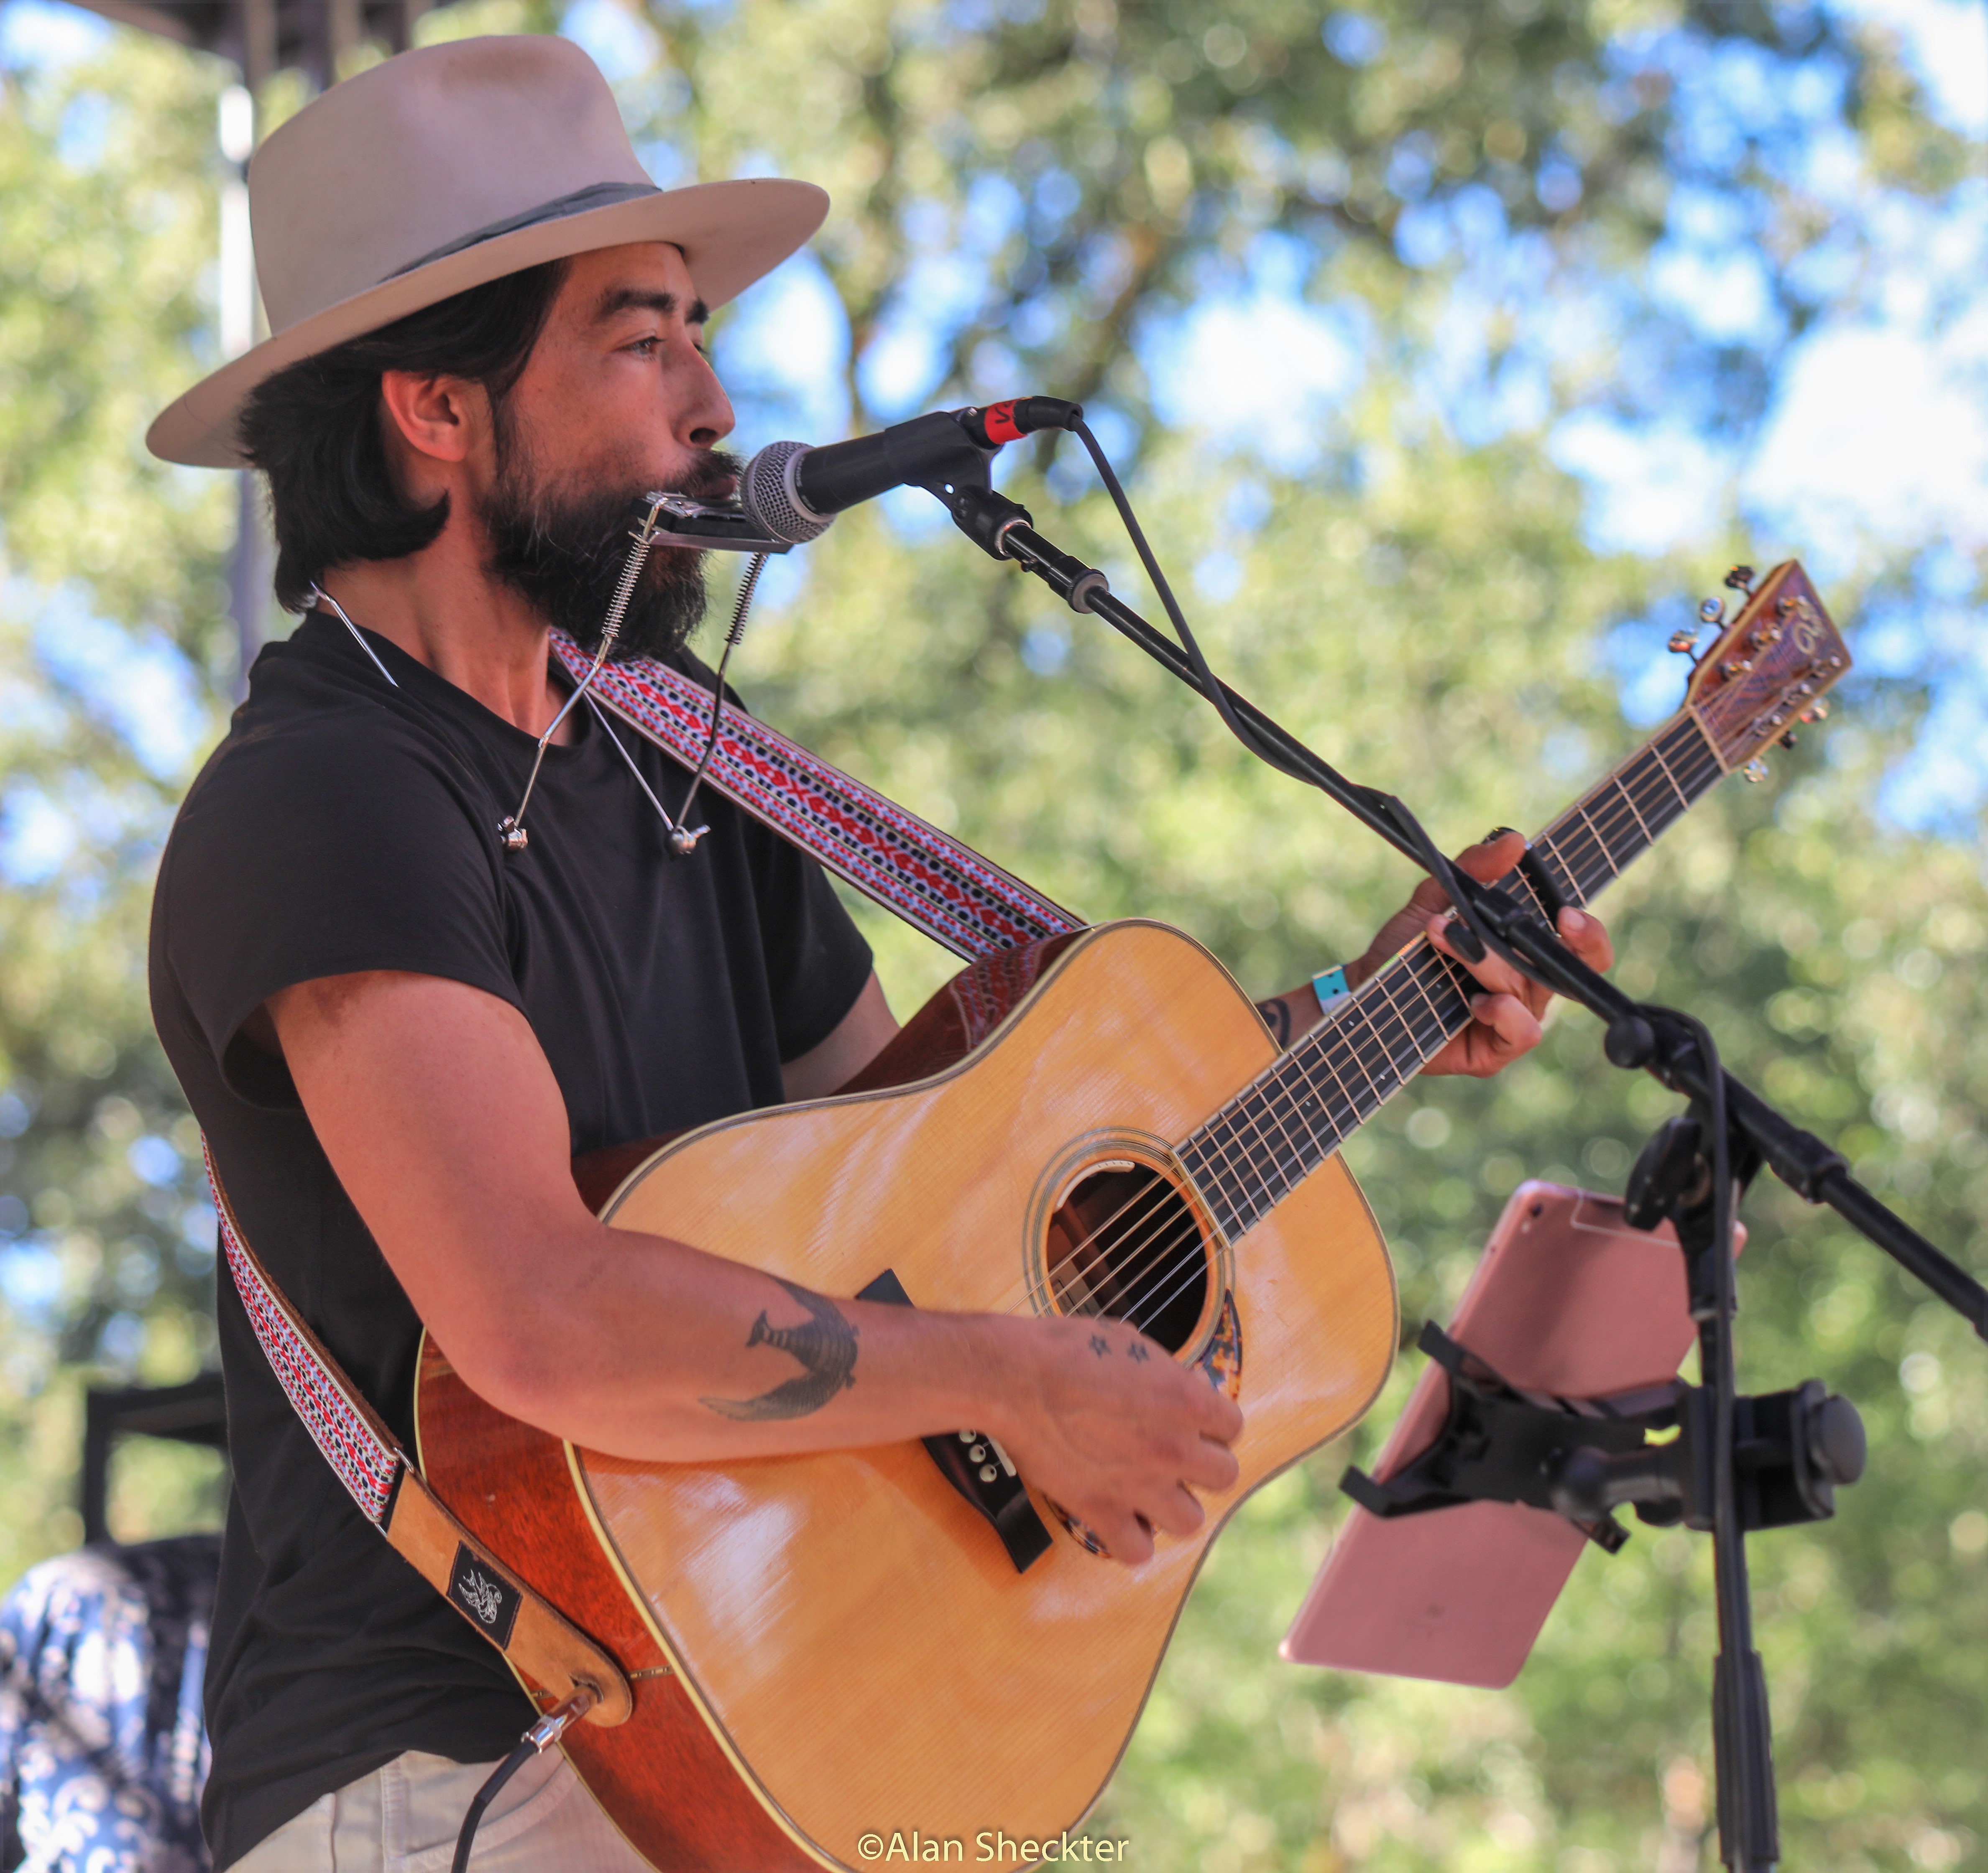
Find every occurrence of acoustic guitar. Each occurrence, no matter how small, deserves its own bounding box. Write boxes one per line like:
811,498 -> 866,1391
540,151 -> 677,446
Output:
414,563 -> 1848,1870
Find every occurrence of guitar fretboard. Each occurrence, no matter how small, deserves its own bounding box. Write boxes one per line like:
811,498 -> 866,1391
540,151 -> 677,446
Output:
1177,712 -> 1723,1240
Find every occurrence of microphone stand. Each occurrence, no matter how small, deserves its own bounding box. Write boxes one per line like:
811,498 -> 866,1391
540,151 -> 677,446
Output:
931,478 -> 1988,1873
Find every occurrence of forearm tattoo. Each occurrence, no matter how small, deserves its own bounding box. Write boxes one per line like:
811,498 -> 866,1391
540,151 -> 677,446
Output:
1255,996 -> 1293,1047
701,1276 -> 860,1420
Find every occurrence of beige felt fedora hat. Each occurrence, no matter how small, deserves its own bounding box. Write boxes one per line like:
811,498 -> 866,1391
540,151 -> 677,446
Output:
147,34 -> 827,468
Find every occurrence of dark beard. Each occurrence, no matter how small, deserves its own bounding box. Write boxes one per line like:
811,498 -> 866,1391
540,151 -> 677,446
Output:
477,438 -> 741,663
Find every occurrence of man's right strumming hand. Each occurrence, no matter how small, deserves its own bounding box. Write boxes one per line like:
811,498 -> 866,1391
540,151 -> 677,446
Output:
971,1312 -> 1244,1566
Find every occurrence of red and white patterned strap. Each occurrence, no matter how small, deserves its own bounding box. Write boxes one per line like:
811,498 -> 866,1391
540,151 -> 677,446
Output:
204,1141 -> 401,1525
550,632 -> 1083,962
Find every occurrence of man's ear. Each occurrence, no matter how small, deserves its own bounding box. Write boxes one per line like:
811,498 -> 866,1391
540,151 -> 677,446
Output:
379,370 -> 486,467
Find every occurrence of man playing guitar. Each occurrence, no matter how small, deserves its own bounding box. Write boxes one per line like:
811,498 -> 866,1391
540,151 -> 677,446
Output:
147,34 -> 1612,1873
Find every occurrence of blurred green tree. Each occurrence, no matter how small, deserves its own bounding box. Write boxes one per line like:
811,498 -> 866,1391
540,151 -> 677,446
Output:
0,0 -> 1982,1867
0,23 -> 234,1571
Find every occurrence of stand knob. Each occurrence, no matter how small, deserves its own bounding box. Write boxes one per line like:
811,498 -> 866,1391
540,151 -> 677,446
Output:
1604,1013 -> 1657,1069
1806,1392 -> 1866,1487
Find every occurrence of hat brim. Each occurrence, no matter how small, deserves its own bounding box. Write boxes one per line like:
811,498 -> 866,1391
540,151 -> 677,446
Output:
147,176 -> 828,469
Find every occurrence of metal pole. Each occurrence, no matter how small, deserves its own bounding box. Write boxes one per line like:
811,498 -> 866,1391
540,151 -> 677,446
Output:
218,71 -> 267,700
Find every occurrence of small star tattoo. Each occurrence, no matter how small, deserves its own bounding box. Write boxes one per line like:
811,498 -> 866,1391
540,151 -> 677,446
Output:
1089,1334 -> 1111,1358
1127,1342 -> 1150,1363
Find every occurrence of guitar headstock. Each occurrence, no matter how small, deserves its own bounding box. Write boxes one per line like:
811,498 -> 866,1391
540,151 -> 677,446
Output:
1683,561 -> 1851,773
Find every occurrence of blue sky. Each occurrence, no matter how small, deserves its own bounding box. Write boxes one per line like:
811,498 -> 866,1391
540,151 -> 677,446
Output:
2,0 -> 1984,844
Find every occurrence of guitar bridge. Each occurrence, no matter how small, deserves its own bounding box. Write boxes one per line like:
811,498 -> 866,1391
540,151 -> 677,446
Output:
858,1269 -> 1053,1573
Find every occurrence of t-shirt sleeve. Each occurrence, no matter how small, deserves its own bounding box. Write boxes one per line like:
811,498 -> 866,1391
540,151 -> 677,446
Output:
159,709 -> 518,1108
750,829 -> 875,1063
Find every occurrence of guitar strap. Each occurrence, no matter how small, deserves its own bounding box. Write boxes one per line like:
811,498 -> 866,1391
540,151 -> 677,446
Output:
208,643 -> 1084,1725
547,630 -> 1083,961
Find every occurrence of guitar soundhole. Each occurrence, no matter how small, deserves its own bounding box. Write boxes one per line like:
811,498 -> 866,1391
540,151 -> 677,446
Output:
1044,1163 -> 1209,1353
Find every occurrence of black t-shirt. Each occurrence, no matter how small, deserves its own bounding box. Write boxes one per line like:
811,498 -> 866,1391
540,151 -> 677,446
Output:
148,612 -> 872,1869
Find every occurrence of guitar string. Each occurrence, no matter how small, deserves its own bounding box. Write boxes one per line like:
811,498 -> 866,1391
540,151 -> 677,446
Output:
1187,947 -> 1460,1245
1002,716 -> 1725,1323
1006,721 -> 1725,1323
1009,721 -> 1727,1334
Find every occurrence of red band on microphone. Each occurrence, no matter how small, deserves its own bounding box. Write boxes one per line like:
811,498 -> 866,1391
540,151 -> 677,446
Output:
981,401 -> 1025,445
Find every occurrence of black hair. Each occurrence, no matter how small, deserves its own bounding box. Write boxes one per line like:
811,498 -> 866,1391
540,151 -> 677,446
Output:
238,259 -> 571,612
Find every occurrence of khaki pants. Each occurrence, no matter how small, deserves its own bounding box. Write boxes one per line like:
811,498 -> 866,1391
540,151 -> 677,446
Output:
230,1748 -> 653,1872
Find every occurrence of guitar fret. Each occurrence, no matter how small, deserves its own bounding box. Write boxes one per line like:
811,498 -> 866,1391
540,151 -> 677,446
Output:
1372,968 -> 1437,1067
1644,739 -> 1690,812
1617,750 -> 1676,843
1260,1060 -> 1325,1172
1550,819 -> 1604,902
1609,772 -> 1654,847
1233,1085 -> 1299,1188
1298,1028 -> 1366,1140
1536,837 -> 1588,908
1574,802 -> 1620,883
1628,743 -> 1694,833
1407,954 -> 1471,1042
1347,1015 -> 1403,1105
1510,865 -> 1554,926
1184,1136 -> 1250,1238
1326,1015 -> 1387,1111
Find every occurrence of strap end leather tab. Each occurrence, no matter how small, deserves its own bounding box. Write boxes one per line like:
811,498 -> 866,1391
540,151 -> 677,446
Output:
384,1463 -> 634,1727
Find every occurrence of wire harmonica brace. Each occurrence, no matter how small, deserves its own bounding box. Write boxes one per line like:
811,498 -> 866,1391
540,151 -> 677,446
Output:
498,493 -> 671,854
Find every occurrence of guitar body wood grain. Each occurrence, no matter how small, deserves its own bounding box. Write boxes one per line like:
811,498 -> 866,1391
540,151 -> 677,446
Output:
416,920 -> 1399,1870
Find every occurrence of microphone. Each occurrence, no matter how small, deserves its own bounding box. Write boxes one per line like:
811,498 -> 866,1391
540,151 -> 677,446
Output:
740,398 -> 1082,546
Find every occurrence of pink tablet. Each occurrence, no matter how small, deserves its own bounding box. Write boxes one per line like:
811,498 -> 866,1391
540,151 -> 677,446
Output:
1280,1181 -> 1740,1689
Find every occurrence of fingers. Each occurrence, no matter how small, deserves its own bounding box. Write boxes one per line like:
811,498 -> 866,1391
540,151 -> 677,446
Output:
1152,1483 -> 1209,1539
1099,1513 -> 1155,1567
1180,1428 -> 1242,1494
1455,827 -> 1528,885
1403,828 -> 1527,928
1559,904 -> 1615,971
1198,1383 -> 1245,1446
1426,909 -> 1537,1005
1461,990 -> 1543,1073
1104,1477 -> 1211,1565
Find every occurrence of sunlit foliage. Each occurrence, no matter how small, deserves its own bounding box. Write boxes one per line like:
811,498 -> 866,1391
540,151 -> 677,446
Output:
0,2 -> 1982,1866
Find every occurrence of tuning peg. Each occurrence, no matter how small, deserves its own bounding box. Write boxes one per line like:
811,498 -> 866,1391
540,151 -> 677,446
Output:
1725,565 -> 1756,593
1779,730 -> 1798,749
1698,597 -> 1725,625
1800,699 -> 1830,724
1743,758 -> 1769,783
1668,628 -> 1700,655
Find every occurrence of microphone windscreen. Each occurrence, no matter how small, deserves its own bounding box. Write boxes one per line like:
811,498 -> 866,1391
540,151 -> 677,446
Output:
740,441 -> 833,546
